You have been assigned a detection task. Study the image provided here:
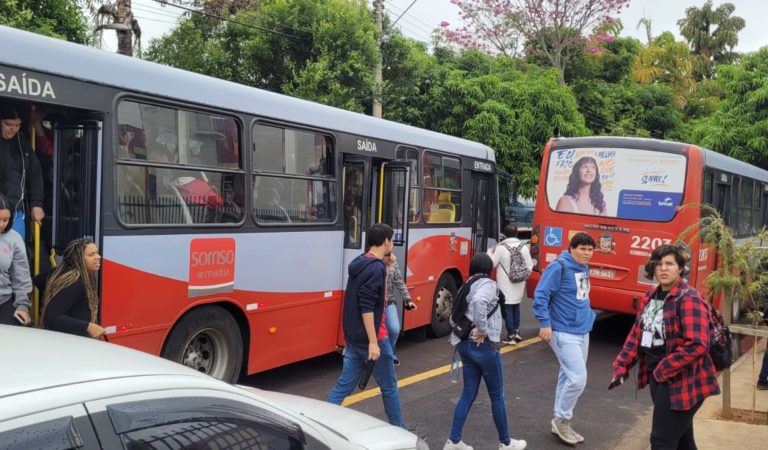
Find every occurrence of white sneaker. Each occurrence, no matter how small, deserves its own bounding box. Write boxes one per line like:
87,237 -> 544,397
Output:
443,439 -> 473,450
500,438 -> 527,450
551,418 -> 582,444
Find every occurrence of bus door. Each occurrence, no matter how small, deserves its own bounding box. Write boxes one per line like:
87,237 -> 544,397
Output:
470,172 -> 493,254
374,160 -> 412,329
51,121 -> 102,252
341,155 -> 369,289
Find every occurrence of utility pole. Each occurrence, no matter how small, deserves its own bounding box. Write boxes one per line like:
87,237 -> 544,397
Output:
372,0 -> 383,118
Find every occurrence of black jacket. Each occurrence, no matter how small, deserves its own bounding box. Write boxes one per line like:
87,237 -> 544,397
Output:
42,279 -> 92,337
0,132 -> 44,210
342,253 -> 386,348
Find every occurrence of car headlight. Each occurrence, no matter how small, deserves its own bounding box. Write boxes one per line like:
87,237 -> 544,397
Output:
416,437 -> 430,450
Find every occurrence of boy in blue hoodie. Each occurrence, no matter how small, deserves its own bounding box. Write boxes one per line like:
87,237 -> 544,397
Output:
532,232 -> 596,445
327,223 -> 406,428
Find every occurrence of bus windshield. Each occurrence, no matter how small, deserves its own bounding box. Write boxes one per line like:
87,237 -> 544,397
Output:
545,147 -> 687,221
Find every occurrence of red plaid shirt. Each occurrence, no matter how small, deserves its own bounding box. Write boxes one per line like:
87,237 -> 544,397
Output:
612,278 -> 720,411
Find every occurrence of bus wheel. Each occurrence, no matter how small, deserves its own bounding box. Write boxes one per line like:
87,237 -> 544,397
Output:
163,306 -> 243,383
428,274 -> 457,337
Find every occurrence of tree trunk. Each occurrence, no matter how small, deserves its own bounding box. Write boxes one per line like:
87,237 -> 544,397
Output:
116,0 -> 133,56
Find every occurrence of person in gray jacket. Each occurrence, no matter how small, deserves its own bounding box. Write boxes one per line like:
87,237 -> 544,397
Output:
0,193 -> 32,325
444,253 -> 527,450
383,253 -> 416,365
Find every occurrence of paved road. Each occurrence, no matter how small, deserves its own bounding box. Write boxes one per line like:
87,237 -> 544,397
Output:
241,302 -> 655,449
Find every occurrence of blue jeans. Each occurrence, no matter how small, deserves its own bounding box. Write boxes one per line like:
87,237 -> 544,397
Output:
385,303 -> 400,352
327,338 -> 405,428
12,209 -> 25,240
759,339 -> 768,382
450,340 -> 510,445
504,303 -> 520,335
549,331 -> 589,421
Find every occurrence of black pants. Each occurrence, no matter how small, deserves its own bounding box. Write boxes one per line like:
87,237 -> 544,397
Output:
0,299 -> 19,325
649,377 -> 702,450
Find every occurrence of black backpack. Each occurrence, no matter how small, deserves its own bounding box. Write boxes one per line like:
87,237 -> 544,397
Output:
451,274 -> 499,340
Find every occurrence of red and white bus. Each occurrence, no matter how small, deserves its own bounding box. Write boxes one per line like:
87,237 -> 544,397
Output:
527,136 -> 768,318
0,26 -> 500,381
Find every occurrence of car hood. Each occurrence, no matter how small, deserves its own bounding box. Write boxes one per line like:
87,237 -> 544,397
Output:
239,387 -> 419,450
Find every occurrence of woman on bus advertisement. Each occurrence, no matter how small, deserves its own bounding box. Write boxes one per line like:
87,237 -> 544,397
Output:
555,156 -> 607,215
40,238 -> 106,339
0,193 -> 33,326
609,245 -> 719,449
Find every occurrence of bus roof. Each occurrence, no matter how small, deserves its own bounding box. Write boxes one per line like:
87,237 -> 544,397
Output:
0,26 -> 495,162
550,136 -> 768,184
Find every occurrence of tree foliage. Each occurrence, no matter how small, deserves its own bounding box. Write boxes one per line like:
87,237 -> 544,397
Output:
677,0 -> 745,80
0,0 -> 91,43
632,32 -> 696,107
689,48 -> 768,171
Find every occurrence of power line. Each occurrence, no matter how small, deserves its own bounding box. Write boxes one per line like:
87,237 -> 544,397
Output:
391,0 -> 418,28
386,0 -> 436,32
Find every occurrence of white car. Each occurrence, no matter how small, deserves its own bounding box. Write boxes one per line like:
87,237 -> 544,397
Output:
0,325 -> 428,450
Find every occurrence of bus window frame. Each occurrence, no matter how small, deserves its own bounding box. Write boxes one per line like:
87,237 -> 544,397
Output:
113,97 -> 247,229
395,145 -> 421,224
250,119 -> 339,228
421,149 -> 463,225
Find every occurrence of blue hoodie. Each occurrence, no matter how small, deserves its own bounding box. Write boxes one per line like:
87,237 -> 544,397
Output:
342,253 -> 387,348
532,250 -> 596,335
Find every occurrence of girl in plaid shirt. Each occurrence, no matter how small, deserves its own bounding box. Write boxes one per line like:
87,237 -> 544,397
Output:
610,245 -> 719,450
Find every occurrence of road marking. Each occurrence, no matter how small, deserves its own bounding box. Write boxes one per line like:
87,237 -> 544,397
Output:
342,336 -> 543,406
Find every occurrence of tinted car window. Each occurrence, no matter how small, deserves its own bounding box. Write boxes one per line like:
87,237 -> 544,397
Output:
0,416 -> 84,450
107,397 -> 306,450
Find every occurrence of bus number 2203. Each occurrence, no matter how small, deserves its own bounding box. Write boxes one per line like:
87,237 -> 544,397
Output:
630,236 -> 672,250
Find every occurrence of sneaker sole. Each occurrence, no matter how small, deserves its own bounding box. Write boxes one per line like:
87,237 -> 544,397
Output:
551,420 -> 579,445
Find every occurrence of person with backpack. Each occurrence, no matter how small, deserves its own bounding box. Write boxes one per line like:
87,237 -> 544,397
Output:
489,225 -> 533,345
610,244 -> 720,450
532,232 -> 596,445
443,253 -> 527,450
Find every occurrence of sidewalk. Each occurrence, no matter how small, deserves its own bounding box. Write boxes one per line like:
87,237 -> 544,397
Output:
694,338 -> 768,449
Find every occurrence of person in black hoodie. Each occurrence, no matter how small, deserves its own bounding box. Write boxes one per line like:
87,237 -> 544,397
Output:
327,223 -> 406,428
0,107 -> 45,240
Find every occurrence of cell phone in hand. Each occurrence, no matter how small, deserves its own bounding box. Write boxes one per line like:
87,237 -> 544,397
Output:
358,360 -> 375,390
608,375 -> 626,390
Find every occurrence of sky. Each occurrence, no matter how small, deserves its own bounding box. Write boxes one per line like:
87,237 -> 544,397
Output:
101,0 -> 767,54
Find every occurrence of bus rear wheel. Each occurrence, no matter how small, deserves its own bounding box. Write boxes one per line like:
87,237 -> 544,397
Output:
162,305 -> 243,383
428,273 -> 457,337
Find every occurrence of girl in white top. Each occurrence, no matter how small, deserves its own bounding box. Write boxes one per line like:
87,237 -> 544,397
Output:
556,156 -> 607,216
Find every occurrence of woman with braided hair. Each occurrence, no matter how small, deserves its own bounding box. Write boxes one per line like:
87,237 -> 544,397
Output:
41,238 -> 105,338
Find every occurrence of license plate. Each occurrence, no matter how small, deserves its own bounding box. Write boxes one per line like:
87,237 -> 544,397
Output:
590,268 -> 616,279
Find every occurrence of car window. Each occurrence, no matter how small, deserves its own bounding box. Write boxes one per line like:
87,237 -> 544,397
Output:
0,405 -> 100,450
106,397 -> 306,450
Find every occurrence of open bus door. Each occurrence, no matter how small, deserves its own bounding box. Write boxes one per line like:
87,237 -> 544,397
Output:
471,171 -> 494,254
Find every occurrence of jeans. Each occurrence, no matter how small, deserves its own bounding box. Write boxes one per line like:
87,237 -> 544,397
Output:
504,304 -> 520,335
759,339 -> 768,382
12,209 -> 25,240
649,378 -> 701,450
449,340 -> 510,445
549,330 -> 589,420
327,338 -> 405,428
385,303 -> 400,352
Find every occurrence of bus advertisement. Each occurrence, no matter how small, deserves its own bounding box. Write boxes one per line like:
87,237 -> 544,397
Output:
0,26 -> 500,382
528,136 -> 768,320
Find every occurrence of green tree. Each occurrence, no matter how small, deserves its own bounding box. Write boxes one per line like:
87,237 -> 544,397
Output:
0,0 -> 90,43
146,0 -> 377,112
677,0 -> 745,80
690,49 -> 768,170
632,32 -> 696,108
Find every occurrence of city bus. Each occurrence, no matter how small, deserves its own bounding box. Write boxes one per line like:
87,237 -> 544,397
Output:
527,136 -> 768,319
0,26 -> 500,381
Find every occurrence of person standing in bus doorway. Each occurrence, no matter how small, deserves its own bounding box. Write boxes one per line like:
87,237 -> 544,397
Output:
489,224 -> 533,345
327,223 -> 406,429
555,156 -> 606,216
610,245 -> 719,450
0,107 -> 45,241
532,232 -> 596,445
0,194 -> 33,326
383,252 -> 417,366
40,238 -> 105,339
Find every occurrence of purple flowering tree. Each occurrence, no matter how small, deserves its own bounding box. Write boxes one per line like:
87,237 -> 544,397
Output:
442,0 -> 631,83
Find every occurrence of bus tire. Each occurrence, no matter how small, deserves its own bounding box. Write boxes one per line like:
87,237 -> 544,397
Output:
162,305 -> 243,383
428,273 -> 457,337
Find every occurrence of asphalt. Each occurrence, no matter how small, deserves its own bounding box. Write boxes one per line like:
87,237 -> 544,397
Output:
691,338 -> 768,449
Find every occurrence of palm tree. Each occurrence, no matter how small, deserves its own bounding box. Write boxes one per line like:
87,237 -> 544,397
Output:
677,0 -> 745,80
94,0 -> 142,57
636,16 -> 652,48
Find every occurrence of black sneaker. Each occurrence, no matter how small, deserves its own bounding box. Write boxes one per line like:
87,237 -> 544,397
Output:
758,379 -> 768,390
513,332 -> 523,343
